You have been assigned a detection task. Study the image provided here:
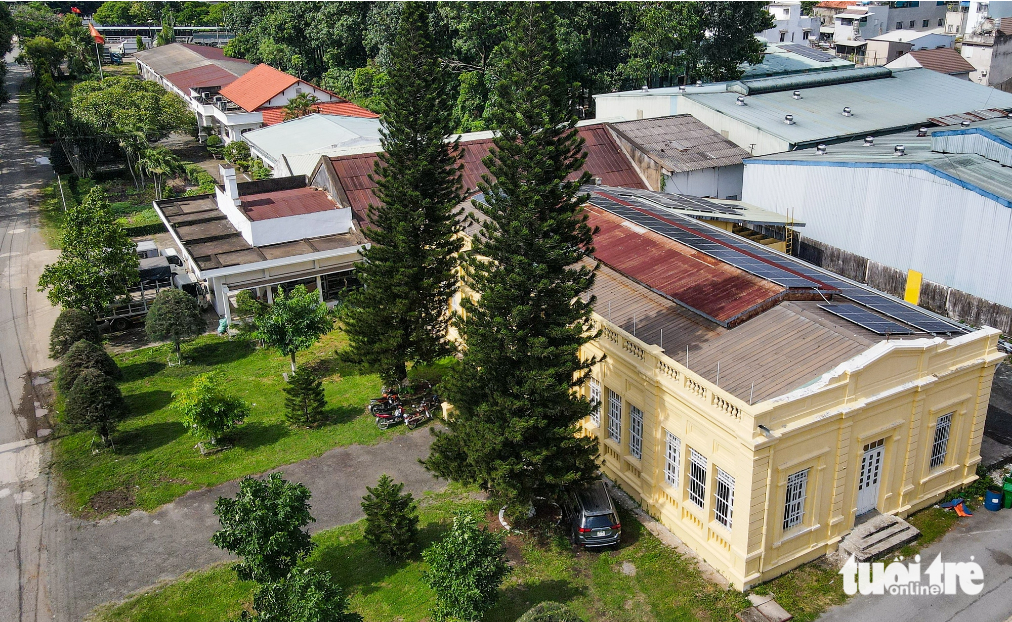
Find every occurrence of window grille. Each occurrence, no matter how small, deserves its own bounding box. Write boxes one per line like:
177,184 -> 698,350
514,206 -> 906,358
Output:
629,406 -> 643,459
589,378 -> 601,427
607,390 -> 622,441
688,449 -> 707,509
714,468 -> 735,529
665,431 -> 681,487
929,413 -> 952,470
783,469 -> 809,530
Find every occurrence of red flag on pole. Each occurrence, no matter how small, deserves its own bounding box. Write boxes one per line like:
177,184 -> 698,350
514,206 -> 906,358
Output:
89,23 -> 105,45
70,6 -> 81,14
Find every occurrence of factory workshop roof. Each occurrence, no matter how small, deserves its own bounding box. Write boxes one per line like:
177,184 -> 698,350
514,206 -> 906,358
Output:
609,115 -> 751,174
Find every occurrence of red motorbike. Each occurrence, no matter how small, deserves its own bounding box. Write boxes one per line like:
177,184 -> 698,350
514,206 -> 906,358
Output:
375,404 -> 406,429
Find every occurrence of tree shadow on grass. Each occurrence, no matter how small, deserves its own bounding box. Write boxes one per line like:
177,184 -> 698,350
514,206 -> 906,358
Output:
185,338 -> 254,367
324,404 -> 364,426
235,421 -> 289,451
119,360 -> 166,382
486,580 -> 588,622
116,420 -> 187,455
124,389 -> 173,417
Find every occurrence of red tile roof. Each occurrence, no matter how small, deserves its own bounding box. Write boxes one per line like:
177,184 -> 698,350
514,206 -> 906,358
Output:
259,101 -> 380,126
329,124 -> 646,225
219,64 -> 300,113
239,186 -> 338,222
816,1 -> 856,8
587,207 -> 785,326
906,48 -> 976,75
164,64 -> 243,93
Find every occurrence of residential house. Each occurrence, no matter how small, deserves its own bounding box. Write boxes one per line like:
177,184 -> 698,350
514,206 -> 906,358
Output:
812,0 -> 858,42
134,43 -> 254,95
960,16 -> 1012,91
864,28 -> 955,65
758,1 -> 820,44
242,114 -> 383,173
831,2 -> 949,58
886,47 -> 976,79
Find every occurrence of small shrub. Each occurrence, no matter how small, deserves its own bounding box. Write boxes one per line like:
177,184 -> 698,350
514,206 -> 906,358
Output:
64,368 -> 129,446
223,140 -> 251,169
361,474 -> 419,560
283,369 -> 327,427
57,339 -> 121,395
249,157 -> 272,180
517,602 -> 585,622
145,288 -> 205,363
173,372 -> 249,446
249,567 -> 362,622
50,308 -> 102,358
423,513 -> 509,622
205,134 -> 224,159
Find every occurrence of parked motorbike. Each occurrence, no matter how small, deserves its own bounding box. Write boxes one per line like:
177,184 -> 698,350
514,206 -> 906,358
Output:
369,388 -> 401,415
375,405 -> 406,429
405,404 -> 434,429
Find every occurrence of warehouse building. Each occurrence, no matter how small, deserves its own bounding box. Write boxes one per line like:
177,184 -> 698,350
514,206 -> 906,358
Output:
741,118 -> 1012,333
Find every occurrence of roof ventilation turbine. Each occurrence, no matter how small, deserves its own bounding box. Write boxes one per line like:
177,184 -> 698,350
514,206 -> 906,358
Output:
960,120 -> 971,127
784,114 -> 795,125
917,127 -> 928,137
816,144 -> 828,155
894,144 -> 906,156
842,106 -> 853,117
641,84 -> 649,92
736,95 -> 747,106
863,136 -> 874,146
678,85 -> 686,92
792,90 -> 802,99
696,79 -> 703,87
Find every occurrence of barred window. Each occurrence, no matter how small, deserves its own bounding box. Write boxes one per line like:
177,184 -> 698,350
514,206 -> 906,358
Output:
714,468 -> 734,529
688,448 -> 707,509
589,378 -> 601,427
783,469 -> 809,531
929,413 -> 952,470
607,390 -> 622,442
629,406 -> 643,459
665,431 -> 681,487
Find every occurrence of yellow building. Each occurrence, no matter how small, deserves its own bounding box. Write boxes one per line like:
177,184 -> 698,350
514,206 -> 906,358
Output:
575,187 -> 1004,589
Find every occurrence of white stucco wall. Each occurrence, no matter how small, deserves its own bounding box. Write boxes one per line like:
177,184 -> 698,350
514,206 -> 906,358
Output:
263,81 -> 337,108
247,209 -> 353,247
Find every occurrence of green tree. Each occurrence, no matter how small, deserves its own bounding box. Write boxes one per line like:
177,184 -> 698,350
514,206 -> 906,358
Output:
38,187 -> 139,314
156,7 -> 175,47
283,369 -> 327,428
94,2 -> 135,25
252,285 -> 332,372
0,3 -> 15,104
145,288 -> 205,363
57,338 -> 121,395
205,134 -> 224,159
361,474 -> 419,560
283,92 -> 320,121
64,367 -> 129,446
50,308 -> 102,358
211,473 -> 316,584
249,157 -> 272,180
138,147 -> 184,200
135,34 -> 146,51
173,372 -> 249,446
517,602 -> 584,622
223,139 -> 251,169
343,2 -> 463,385
11,3 -> 62,42
423,513 -> 509,622
247,567 -> 362,622
424,3 -> 600,514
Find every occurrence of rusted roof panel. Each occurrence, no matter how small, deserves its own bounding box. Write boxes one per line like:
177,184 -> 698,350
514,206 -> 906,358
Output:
239,186 -> 339,221
929,108 -> 1009,126
905,48 -> 976,76
163,64 -> 248,93
610,115 -> 750,174
587,207 -> 785,325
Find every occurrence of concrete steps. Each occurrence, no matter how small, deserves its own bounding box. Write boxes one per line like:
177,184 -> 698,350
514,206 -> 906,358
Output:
838,513 -> 920,562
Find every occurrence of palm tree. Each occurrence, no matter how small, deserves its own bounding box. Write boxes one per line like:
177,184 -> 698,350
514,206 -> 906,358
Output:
283,93 -> 320,121
138,148 -> 184,200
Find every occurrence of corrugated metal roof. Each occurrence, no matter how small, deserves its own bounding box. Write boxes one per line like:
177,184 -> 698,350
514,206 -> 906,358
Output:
328,124 -> 646,225
219,64 -> 300,113
243,115 -> 382,166
587,207 -> 785,325
610,115 -> 750,174
259,102 -> 379,126
902,48 -> 976,75
134,43 -> 248,77
686,68 -> 1012,146
928,108 -> 1008,126
163,64 -> 250,93
239,186 -> 339,221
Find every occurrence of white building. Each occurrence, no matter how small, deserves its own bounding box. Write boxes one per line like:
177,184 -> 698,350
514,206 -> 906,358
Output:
759,1 -> 819,44
960,16 -> 1012,91
741,119 -> 1012,333
885,47 -> 976,80
831,2 -> 948,58
242,114 -> 382,172
865,28 -> 955,65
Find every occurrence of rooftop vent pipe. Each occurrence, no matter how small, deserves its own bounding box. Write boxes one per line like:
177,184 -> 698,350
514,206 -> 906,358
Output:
792,90 -> 802,99
894,144 -> 906,156
736,95 -> 747,106
816,144 -> 828,155
863,136 -> 874,146
960,120 -> 971,127
696,79 -> 703,87
641,84 -> 649,92
917,127 -> 928,137
784,114 -> 795,125
842,106 -> 853,117
678,85 -> 686,92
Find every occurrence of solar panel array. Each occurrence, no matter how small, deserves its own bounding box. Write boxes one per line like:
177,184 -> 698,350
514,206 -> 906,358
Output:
818,304 -> 914,335
596,187 -> 742,216
781,44 -> 836,62
585,188 -> 967,336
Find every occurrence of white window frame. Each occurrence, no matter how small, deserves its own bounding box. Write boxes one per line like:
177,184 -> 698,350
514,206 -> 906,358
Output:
714,468 -> 734,530
664,431 -> 681,487
688,448 -> 707,509
629,406 -> 643,459
607,390 -> 622,442
929,413 -> 953,470
783,469 -> 809,531
589,378 -> 601,427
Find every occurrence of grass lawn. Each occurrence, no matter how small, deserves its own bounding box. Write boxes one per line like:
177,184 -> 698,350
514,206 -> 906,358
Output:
53,329 -> 399,517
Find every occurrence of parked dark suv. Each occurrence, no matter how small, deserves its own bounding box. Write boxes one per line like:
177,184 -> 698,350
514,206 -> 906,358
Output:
562,480 -> 621,548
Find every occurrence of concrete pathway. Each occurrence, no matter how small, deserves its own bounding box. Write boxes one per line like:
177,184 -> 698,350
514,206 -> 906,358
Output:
41,429 -> 443,621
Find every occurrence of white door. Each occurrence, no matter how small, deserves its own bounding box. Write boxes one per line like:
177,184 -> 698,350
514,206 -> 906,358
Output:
857,439 -> 884,515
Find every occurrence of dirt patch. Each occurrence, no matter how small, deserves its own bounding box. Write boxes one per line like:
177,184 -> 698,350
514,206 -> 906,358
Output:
90,488 -> 136,514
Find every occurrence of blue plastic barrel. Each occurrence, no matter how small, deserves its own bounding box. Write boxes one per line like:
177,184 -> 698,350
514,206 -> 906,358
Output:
984,490 -> 1003,512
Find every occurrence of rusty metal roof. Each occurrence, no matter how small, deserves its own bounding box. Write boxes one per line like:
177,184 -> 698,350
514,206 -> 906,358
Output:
328,124 -> 646,226
239,186 -> 339,222
163,63 -> 250,93
904,49 -> 976,77
134,43 -> 249,78
610,115 -> 750,174
587,207 -> 785,326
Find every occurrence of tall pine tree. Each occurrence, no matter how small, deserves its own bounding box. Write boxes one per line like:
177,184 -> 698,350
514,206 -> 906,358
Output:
424,3 -> 600,514
343,2 -> 463,384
